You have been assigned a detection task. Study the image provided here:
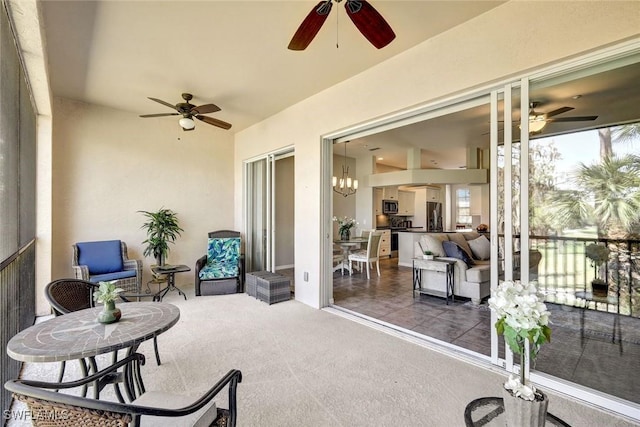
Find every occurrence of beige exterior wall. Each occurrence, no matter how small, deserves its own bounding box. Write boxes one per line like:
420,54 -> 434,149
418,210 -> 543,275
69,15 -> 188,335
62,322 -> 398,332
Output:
234,1 -> 640,308
43,97 -> 235,315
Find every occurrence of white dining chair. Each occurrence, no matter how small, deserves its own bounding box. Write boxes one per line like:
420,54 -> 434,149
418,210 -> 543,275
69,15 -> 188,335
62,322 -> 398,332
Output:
348,231 -> 383,279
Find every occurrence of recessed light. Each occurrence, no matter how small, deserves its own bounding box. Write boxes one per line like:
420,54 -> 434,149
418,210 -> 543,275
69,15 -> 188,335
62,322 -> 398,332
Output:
378,157 -> 384,161
572,95 -> 582,99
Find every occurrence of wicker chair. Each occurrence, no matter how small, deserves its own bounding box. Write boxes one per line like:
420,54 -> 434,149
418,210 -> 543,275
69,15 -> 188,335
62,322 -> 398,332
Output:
195,231 -> 244,296
72,240 -> 142,294
5,353 -> 242,427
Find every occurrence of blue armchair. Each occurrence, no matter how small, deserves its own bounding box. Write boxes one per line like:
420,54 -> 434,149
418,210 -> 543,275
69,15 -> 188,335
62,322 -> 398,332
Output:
72,240 -> 142,294
195,231 -> 244,296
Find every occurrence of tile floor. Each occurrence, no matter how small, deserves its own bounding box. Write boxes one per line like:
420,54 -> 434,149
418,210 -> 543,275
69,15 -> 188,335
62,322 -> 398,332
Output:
330,257 -> 640,405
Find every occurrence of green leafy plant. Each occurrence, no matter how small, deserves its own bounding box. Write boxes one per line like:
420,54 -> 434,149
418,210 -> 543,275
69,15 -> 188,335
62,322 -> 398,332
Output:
332,216 -> 357,235
139,208 -> 184,265
93,280 -> 124,304
423,250 -> 433,255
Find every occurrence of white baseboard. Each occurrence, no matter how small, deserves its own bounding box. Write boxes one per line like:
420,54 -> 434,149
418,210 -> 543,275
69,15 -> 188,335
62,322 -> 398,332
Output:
276,264 -> 294,270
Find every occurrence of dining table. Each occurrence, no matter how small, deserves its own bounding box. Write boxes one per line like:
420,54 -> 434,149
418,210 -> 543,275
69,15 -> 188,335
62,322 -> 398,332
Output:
333,237 -> 368,275
6,301 -> 180,401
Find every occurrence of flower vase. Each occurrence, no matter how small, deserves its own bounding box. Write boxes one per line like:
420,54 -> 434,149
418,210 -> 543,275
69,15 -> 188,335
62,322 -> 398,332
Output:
502,387 -> 549,427
97,300 -> 122,324
340,229 -> 350,241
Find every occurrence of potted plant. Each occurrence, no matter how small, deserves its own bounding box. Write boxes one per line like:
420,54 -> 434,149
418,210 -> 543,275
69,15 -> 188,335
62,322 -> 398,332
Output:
139,208 -> 184,266
585,243 -> 610,297
488,280 -> 551,426
332,216 -> 357,241
422,250 -> 434,260
94,280 -> 124,324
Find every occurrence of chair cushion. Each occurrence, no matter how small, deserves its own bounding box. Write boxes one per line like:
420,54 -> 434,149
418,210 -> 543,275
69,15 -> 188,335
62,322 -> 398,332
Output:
133,391 -> 217,427
207,237 -> 240,265
89,270 -> 136,283
443,241 -> 475,267
468,235 -> 491,260
77,240 -> 123,274
199,262 -> 239,280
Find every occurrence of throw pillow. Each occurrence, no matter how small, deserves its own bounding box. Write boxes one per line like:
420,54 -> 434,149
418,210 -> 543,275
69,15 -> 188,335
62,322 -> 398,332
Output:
447,233 -> 474,260
418,234 -> 448,257
442,241 -> 475,266
468,235 -> 491,260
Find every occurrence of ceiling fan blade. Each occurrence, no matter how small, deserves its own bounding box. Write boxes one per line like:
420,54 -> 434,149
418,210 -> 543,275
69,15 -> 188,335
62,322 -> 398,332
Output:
547,115 -> 598,122
148,97 -> 178,111
544,106 -> 574,118
196,115 -> 232,130
191,104 -> 221,114
345,0 -> 396,49
139,113 -> 179,118
288,1 -> 332,51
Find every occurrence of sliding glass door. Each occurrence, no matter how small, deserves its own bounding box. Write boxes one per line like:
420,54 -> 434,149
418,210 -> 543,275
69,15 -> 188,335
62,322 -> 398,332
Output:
244,148 -> 294,274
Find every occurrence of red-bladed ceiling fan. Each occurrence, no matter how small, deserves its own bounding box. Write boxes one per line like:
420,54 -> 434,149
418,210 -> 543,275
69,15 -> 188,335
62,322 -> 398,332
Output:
288,0 -> 395,51
139,93 -> 232,131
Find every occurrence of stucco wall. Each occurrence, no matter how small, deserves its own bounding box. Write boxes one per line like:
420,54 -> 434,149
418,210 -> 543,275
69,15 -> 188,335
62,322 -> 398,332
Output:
234,1 -> 640,308
43,97 -> 235,315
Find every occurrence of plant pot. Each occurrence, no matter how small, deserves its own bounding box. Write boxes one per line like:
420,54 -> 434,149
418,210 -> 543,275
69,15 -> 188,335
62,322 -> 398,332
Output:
340,230 -> 351,241
97,300 -> 122,324
502,387 -> 548,427
591,280 -> 608,297
423,255 -> 434,260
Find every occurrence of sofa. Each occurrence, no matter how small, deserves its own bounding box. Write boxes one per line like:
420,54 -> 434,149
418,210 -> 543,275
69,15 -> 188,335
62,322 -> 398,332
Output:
413,231 -> 541,304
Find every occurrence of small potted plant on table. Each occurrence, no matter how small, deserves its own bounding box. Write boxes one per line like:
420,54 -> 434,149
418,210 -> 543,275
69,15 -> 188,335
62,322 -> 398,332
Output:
94,280 -> 124,324
422,250 -> 434,260
585,243 -> 610,297
489,280 -> 551,426
333,216 -> 357,241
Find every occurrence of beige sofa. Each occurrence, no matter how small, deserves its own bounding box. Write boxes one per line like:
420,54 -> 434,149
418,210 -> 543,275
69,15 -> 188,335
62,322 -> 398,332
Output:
414,231 -> 541,304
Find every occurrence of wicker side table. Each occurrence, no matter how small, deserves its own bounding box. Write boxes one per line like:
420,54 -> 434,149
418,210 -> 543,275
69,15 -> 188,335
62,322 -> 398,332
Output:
255,273 -> 291,305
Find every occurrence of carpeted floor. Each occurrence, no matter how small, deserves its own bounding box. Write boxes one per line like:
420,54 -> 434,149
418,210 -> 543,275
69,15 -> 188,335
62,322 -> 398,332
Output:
9,284 -> 640,426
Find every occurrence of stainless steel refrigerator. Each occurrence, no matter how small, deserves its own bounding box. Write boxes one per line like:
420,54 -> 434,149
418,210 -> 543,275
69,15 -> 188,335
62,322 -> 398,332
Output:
426,202 -> 442,232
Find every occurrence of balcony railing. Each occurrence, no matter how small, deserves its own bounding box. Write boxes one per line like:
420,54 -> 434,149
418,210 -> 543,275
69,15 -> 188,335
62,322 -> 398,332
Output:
525,235 -> 640,317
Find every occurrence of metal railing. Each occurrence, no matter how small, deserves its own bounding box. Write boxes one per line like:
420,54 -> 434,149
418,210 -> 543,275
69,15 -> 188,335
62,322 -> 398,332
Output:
526,235 -> 640,317
1,241 -> 36,415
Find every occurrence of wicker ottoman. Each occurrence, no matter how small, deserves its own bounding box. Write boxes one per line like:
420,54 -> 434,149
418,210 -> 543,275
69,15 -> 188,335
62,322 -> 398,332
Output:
246,271 -> 277,298
255,273 -> 291,305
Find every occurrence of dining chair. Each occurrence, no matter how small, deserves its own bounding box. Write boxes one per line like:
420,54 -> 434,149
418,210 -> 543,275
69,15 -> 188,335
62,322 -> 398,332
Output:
5,353 -> 242,427
359,229 -> 373,251
348,230 -> 383,279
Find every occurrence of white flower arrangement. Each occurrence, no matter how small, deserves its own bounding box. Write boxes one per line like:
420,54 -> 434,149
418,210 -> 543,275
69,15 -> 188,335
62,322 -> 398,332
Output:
332,216 -> 357,235
488,280 -> 551,401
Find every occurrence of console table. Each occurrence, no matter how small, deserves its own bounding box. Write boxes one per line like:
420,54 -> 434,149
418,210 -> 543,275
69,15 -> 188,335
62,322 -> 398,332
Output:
412,257 -> 456,304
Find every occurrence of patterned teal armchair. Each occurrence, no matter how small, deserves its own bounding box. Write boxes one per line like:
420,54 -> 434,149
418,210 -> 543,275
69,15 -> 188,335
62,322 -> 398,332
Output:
195,230 -> 244,296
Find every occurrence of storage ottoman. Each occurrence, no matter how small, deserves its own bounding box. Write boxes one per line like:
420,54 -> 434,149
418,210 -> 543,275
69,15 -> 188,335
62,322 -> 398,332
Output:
250,271 -> 291,305
246,271 -> 277,298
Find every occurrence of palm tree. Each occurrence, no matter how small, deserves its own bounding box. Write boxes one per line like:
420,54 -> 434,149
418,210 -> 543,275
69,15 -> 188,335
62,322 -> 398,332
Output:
556,155 -> 640,238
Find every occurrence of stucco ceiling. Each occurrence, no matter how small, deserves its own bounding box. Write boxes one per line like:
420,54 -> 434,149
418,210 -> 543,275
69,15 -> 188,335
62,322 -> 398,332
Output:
33,0 -> 504,133
10,1 -> 639,171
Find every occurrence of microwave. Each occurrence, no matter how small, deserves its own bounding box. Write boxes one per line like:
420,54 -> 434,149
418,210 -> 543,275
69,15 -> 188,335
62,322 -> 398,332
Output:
382,199 -> 398,214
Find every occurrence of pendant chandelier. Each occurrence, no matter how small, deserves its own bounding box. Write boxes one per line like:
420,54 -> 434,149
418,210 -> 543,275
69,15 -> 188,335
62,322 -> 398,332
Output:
332,142 -> 358,197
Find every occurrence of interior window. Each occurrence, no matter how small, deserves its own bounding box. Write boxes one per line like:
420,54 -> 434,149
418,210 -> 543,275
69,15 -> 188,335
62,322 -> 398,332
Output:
456,188 -> 471,227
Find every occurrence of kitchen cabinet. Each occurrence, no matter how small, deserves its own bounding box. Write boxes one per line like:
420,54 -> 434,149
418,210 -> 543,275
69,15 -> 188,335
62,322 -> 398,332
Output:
379,229 -> 391,257
374,188 -> 383,215
382,186 -> 398,200
426,187 -> 440,202
397,190 -> 415,216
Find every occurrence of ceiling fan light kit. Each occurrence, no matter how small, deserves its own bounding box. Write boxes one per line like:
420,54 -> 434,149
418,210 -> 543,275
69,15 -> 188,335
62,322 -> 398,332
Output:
139,93 -> 232,131
178,117 -> 196,131
288,0 -> 395,51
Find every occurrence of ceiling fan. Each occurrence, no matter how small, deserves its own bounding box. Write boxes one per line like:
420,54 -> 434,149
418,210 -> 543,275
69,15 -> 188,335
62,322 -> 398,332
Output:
139,93 -> 232,131
486,101 -> 599,135
288,0 -> 395,51
523,101 -> 598,133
